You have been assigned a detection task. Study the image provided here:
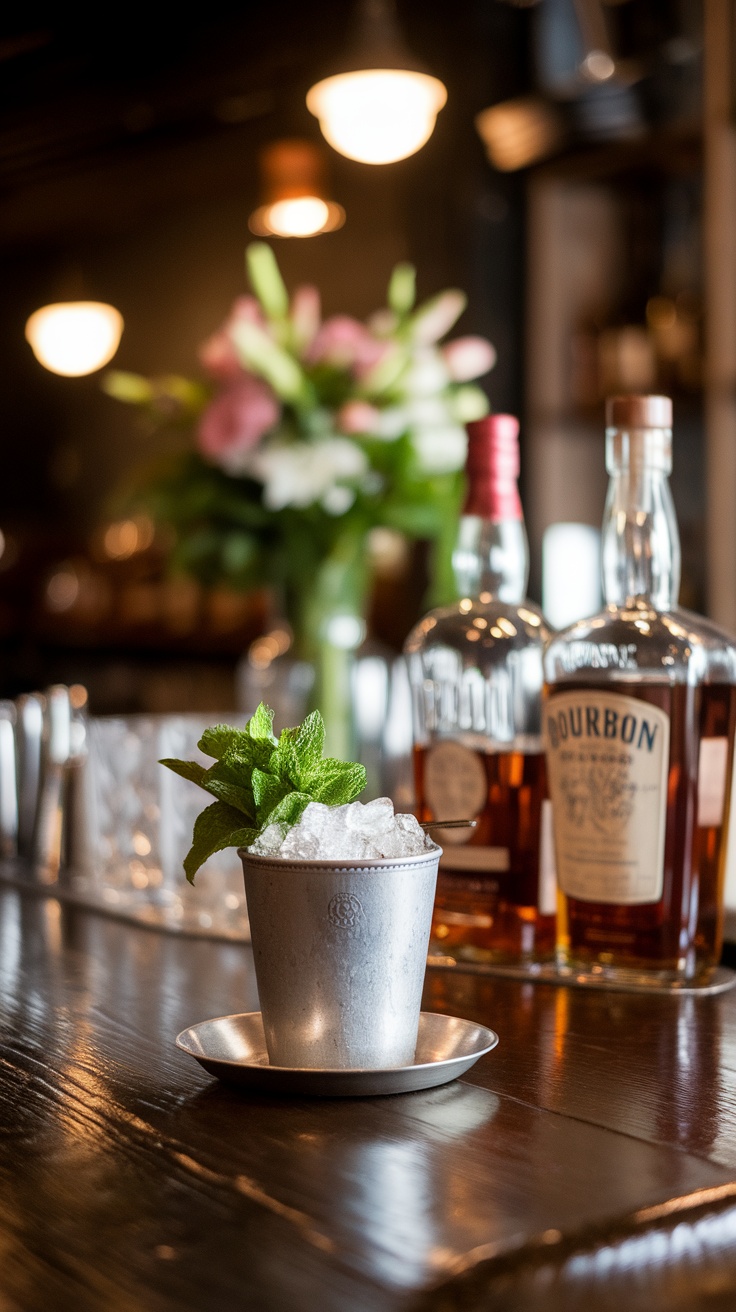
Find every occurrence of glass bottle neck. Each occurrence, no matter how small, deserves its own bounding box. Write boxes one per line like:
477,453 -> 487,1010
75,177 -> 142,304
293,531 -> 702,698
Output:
452,515 -> 529,603
601,427 -> 680,611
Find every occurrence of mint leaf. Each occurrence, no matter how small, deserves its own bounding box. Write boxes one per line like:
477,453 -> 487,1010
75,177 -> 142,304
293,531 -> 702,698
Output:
183,801 -> 257,884
220,737 -> 275,776
199,704 -> 276,762
248,702 -> 276,741
159,758 -> 209,788
251,768 -> 289,823
160,756 -> 256,819
294,710 -> 325,781
263,791 -> 312,829
198,724 -> 252,761
310,760 -> 367,806
201,769 -> 255,819
159,701 -> 367,881
271,728 -> 301,788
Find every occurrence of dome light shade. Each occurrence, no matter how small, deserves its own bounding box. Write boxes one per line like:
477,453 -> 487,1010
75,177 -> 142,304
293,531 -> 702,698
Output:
25,301 -> 123,376
249,139 -> 345,238
307,68 -> 447,165
250,196 -> 345,238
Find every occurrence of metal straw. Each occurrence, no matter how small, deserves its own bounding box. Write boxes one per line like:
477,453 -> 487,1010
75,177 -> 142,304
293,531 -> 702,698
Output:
419,819 -> 478,831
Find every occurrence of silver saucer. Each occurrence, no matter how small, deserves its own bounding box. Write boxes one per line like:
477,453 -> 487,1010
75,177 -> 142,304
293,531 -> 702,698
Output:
176,1011 -> 499,1097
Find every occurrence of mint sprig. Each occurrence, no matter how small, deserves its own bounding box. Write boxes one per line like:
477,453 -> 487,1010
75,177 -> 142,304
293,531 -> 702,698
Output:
160,703 -> 367,883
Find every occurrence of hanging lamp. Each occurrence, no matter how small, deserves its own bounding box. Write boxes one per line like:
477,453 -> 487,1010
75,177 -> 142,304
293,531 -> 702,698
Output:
25,301 -> 124,377
249,140 -> 345,238
307,0 -> 447,165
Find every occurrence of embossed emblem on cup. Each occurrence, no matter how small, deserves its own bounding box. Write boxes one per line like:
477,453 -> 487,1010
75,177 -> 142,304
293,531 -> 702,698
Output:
328,893 -> 363,928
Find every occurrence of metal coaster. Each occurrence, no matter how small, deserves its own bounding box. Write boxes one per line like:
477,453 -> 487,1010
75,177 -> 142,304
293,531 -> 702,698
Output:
176,1011 -> 499,1097
426,955 -> 736,997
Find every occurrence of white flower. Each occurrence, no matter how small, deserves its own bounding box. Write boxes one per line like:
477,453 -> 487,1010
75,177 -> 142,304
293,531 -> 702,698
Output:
406,396 -> 452,427
374,407 -> 410,439
321,485 -> 356,515
410,424 -> 468,474
248,438 -> 368,511
402,347 -> 451,398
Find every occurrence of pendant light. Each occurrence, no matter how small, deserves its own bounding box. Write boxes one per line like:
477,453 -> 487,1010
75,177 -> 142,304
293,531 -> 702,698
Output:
307,0 -> 447,166
25,301 -> 124,377
249,140 -> 345,238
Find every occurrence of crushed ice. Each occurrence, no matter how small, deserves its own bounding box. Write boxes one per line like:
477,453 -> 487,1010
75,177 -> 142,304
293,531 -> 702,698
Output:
247,797 -> 433,861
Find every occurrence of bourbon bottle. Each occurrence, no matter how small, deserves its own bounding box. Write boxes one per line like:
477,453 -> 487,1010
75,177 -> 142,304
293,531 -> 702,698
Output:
544,395 -> 736,984
405,415 -> 555,966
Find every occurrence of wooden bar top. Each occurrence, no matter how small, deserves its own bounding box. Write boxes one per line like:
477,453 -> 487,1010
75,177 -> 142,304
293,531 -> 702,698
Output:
2,884 -> 736,1311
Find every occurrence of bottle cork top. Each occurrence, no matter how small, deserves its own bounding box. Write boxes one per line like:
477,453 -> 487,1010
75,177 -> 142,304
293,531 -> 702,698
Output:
605,395 -> 672,429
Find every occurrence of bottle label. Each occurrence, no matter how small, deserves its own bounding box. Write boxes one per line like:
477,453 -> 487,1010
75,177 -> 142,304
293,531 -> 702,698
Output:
545,690 -> 670,905
439,846 -> 510,872
423,741 -> 487,839
537,799 -> 558,915
697,738 -> 729,827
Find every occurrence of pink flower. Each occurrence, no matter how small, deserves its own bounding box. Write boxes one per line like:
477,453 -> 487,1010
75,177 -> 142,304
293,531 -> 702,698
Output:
291,285 -> 321,353
307,316 -> 389,376
337,401 -> 381,434
441,336 -> 497,382
198,376 -> 280,469
199,297 -> 267,381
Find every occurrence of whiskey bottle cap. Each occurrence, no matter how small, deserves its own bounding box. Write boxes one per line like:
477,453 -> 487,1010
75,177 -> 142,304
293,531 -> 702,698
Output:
465,414 -> 522,519
605,395 -> 672,430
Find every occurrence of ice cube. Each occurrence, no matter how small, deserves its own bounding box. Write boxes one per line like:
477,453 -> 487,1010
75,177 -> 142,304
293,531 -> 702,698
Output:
280,828 -> 322,859
346,796 -> 395,836
377,812 -> 430,858
249,802 -> 430,862
298,801 -> 330,836
342,801 -> 365,831
248,823 -> 286,856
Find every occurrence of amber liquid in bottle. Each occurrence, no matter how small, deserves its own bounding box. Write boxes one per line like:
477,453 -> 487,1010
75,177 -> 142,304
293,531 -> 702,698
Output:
413,742 -> 556,962
547,679 -> 736,977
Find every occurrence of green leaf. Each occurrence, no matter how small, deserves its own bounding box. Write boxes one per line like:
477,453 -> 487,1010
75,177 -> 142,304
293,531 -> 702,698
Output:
310,760 -> 367,806
102,370 -> 154,404
387,263 -> 416,316
159,758 -> 209,788
198,724 -> 252,761
248,703 -> 276,741
271,728 -> 301,787
231,320 -> 311,405
293,710 -> 325,780
262,791 -> 311,829
251,768 -> 288,821
183,801 -> 257,884
201,769 -> 255,819
219,739 -> 276,779
246,242 -> 289,320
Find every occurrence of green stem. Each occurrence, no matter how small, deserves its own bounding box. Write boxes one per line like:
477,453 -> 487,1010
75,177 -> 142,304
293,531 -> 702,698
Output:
287,528 -> 370,757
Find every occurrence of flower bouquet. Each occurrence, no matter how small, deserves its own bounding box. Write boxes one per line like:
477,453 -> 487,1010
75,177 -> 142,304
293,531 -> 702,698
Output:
104,243 -> 495,750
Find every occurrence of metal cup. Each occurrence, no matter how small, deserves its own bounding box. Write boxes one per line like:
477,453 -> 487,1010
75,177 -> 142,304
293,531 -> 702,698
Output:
239,845 -> 441,1070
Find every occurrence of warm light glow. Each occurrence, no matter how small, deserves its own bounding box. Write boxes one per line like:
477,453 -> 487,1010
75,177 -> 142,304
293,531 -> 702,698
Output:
25,301 -> 123,377
249,196 -> 345,238
580,50 -> 616,83
307,69 -> 447,165
476,98 -> 563,172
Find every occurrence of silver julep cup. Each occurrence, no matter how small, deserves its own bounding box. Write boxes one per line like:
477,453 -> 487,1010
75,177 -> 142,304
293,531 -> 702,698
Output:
239,845 -> 441,1069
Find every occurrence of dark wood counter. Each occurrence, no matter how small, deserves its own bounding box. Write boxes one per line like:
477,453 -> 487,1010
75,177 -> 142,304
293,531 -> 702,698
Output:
2,884 -> 736,1311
